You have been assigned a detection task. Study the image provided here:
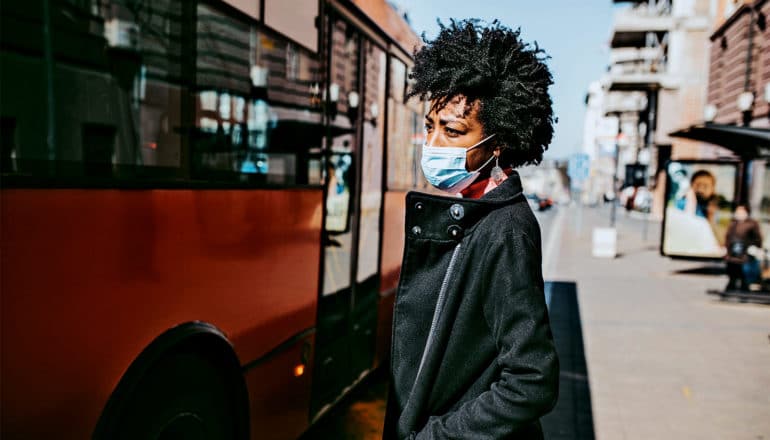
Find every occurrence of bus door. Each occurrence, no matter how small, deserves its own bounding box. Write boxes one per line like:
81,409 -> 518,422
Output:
350,40 -> 387,379
312,18 -> 386,418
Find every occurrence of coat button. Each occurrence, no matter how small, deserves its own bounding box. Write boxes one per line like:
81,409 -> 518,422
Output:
411,226 -> 422,236
447,225 -> 463,239
449,204 -> 464,220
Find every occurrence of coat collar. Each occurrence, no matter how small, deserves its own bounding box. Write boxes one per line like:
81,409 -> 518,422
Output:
405,171 -> 524,242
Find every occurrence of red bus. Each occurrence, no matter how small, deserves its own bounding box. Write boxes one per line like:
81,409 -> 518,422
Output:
0,0 -> 425,438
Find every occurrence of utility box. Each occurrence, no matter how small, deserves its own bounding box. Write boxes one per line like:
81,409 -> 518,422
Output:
593,227 -> 617,258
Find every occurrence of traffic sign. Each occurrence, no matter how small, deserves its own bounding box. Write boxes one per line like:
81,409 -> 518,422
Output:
568,153 -> 591,184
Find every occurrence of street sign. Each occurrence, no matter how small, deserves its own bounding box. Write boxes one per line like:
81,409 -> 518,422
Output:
568,153 -> 591,187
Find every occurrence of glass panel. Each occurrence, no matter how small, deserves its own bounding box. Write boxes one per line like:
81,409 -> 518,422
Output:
386,57 -> 426,191
322,18 -> 360,296
0,0 -> 185,177
390,57 -> 406,103
322,134 -> 355,295
356,43 -> 386,283
750,161 -> 770,250
0,0 -> 323,187
192,3 -> 323,186
127,0 -> 186,171
662,161 -> 738,258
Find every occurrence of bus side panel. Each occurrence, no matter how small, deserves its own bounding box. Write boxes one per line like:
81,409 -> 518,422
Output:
0,188 -> 322,439
379,191 -> 406,294
374,190 -> 406,368
244,332 -> 315,440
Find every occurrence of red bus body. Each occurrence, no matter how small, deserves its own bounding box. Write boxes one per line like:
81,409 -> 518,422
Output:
0,0 -> 422,437
1,189 -> 322,438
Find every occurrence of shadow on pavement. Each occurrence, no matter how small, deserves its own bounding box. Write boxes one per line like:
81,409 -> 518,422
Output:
542,281 -> 596,440
672,265 -> 725,276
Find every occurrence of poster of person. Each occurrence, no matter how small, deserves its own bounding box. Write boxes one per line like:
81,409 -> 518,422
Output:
325,152 -> 353,233
662,161 -> 739,259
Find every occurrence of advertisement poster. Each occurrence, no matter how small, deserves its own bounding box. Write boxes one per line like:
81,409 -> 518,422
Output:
662,161 -> 739,259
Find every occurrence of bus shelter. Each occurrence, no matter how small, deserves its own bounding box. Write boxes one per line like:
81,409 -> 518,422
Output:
662,123 -> 770,261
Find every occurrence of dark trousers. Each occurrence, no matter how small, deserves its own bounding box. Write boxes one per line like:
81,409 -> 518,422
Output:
726,262 -> 745,291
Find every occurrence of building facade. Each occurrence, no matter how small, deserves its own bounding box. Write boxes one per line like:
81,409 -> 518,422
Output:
707,0 -> 770,128
671,0 -> 770,241
582,0 -> 719,215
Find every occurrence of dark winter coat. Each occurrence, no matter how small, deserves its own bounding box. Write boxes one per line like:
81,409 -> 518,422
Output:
725,218 -> 763,264
383,172 -> 559,440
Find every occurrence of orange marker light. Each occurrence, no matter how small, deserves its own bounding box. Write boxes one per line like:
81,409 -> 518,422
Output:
293,364 -> 305,377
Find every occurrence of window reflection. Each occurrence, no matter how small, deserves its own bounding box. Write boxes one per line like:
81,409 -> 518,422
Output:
192,3 -> 322,185
325,150 -> 353,232
356,42 -> 387,284
0,0 -> 324,187
321,18 -> 361,297
386,57 -> 426,191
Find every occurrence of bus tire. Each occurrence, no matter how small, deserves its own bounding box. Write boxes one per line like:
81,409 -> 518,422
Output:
103,340 -> 249,440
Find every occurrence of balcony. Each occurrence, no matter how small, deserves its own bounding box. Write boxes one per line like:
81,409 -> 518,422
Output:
610,47 -> 663,64
604,47 -> 677,91
604,66 -> 674,91
604,91 -> 649,114
611,2 -> 673,47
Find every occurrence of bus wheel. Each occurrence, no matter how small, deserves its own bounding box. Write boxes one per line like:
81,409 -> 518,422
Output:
106,344 -> 248,440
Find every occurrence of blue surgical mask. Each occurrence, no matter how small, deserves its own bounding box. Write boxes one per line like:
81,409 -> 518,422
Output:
421,134 -> 496,194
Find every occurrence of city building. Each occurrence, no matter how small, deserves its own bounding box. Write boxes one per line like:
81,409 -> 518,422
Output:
583,0 -> 717,215
705,0 -> 769,129
581,81 -> 621,204
670,0 -> 770,227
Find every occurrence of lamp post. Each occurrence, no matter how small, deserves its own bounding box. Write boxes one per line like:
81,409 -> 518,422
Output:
347,91 -> 359,123
608,111 -> 623,228
765,83 -> 770,121
328,83 -> 340,120
703,103 -> 717,123
369,103 -> 379,125
735,91 -> 755,205
737,91 -> 754,127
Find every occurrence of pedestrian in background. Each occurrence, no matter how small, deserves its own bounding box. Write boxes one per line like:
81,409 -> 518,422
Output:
383,19 -> 559,440
725,204 -> 763,291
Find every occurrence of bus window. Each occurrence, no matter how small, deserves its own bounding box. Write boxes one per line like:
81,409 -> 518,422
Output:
386,57 -> 419,191
325,149 -> 354,232
192,3 -> 323,186
0,1 -> 323,188
0,117 -> 15,173
356,42 -> 386,285
321,18 -> 360,295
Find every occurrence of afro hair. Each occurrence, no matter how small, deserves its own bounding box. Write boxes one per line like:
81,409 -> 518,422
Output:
408,19 -> 555,168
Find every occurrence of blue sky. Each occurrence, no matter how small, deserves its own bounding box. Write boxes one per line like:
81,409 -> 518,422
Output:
389,1 -> 615,160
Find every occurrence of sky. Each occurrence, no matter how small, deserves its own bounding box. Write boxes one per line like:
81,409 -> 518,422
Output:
389,0 -> 615,160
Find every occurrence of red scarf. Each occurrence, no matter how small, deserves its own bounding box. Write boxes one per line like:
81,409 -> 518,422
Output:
460,168 -> 513,199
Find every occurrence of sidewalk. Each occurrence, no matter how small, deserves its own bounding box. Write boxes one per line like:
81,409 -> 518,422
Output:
548,204 -> 770,439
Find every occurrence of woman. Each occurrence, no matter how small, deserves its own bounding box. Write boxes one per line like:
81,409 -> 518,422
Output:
383,20 -> 559,440
724,204 -> 763,291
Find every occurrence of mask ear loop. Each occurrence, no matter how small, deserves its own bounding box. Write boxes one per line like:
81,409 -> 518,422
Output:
466,134 -> 496,152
